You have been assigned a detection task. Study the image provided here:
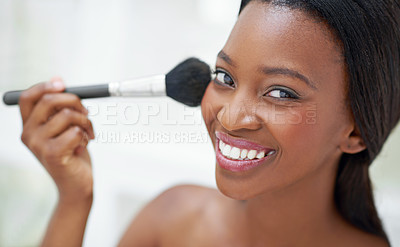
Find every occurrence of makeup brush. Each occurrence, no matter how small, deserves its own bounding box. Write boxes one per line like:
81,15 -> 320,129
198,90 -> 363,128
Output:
2,57 -> 211,107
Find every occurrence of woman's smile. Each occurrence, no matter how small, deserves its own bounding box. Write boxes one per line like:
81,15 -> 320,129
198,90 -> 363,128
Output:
215,131 -> 276,172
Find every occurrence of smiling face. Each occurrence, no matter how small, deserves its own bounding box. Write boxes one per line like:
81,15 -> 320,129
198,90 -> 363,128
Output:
201,2 -> 358,200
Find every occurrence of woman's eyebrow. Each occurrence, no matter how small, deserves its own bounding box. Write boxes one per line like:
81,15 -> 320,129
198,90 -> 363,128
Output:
217,50 -> 236,67
259,67 -> 318,90
217,50 -> 318,90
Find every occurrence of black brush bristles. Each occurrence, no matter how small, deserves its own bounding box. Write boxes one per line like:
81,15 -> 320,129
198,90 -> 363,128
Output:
166,57 -> 211,107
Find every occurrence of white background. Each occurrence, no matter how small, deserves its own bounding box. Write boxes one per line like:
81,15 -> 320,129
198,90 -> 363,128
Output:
0,0 -> 399,246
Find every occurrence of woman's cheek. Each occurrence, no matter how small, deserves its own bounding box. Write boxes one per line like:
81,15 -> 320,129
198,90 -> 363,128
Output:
261,104 -> 325,155
273,105 -> 340,170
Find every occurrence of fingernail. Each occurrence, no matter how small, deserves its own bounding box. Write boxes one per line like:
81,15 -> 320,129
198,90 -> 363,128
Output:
52,81 -> 64,90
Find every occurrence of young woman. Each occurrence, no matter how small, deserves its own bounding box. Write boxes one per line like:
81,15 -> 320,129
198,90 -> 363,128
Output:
18,0 -> 399,246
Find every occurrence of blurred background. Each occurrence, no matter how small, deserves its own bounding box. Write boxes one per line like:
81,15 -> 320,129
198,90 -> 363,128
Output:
0,0 -> 398,246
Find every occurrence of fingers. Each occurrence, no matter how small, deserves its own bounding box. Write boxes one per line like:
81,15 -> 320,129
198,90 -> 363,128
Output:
44,108 -> 95,139
28,93 -> 88,126
39,126 -> 89,167
19,78 -> 93,163
53,126 -> 89,163
19,78 -> 65,124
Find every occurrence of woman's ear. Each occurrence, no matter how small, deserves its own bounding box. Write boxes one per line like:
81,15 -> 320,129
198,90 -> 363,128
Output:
340,126 -> 367,154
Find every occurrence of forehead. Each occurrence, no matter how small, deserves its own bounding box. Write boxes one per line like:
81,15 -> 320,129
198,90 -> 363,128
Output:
222,2 -> 344,87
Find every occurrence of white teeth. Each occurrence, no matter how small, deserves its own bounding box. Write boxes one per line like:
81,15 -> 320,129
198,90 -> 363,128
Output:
240,149 -> 248,159
247,150 -> 257,160
222,145 -> 231,157
256,151 -> 265,159
219,140 -> 225,152
218,139 -> 275,161
229,147 -> 241,160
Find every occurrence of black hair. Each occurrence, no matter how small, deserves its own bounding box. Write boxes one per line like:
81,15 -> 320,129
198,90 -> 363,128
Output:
240,0 -> 400,245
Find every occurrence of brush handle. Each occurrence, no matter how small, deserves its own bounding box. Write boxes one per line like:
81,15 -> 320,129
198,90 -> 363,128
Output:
3,84 -> 110,105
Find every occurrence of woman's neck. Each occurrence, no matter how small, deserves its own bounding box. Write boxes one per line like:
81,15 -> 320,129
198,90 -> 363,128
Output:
238,161 -> 345,246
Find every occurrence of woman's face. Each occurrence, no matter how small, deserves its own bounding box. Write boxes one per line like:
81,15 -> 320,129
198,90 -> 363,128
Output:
201,2 -> 355,200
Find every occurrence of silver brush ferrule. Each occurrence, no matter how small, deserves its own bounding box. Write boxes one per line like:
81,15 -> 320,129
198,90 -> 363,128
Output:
108,75 -> 166,97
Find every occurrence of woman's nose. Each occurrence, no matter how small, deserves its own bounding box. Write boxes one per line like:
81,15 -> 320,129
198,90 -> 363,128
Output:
217,96 -> 263,131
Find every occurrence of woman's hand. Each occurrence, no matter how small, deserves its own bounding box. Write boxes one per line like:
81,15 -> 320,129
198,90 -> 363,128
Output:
19,77 -> 95,202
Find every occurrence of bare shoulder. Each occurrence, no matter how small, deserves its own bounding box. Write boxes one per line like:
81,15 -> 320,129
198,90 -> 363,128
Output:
150,184 -> 219,220
149,184 -> 219,225
118,184 -> 219,247
157,184 -> 219,211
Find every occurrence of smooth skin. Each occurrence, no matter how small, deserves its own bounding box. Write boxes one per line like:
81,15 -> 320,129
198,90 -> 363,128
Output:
20,2 -> 388,247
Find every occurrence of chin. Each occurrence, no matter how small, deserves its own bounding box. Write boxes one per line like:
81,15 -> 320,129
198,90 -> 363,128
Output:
216,184 -> 251,201
215,167 -> 265,201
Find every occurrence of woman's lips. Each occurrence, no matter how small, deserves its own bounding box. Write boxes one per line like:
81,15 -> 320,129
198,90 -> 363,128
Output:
216,131 -> 274,153
215,131 -> 276,172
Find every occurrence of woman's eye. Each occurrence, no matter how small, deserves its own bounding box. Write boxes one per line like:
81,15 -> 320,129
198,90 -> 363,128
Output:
266,89 -> 298,99
214,70 -> 235,87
